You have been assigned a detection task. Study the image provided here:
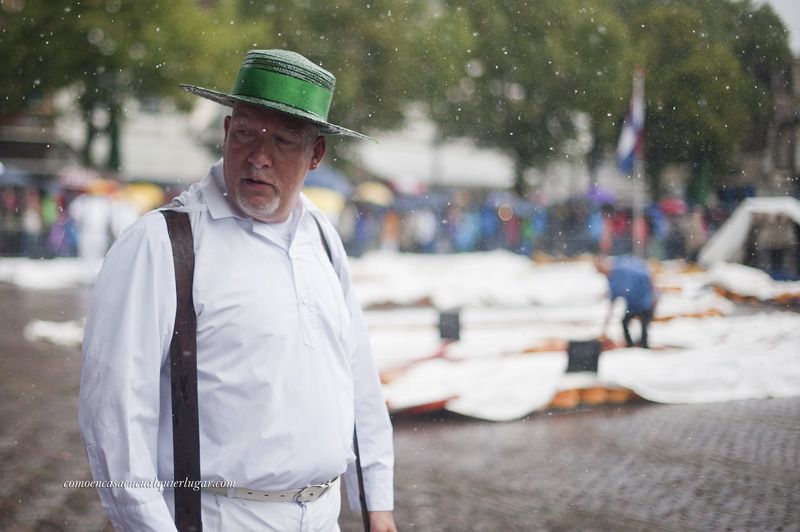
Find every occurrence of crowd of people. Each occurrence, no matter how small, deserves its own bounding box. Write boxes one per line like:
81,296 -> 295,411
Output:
3,179 -> 794,278
338,188 -> 733,263
0,183 -> 146,261
0,187 -> 75,258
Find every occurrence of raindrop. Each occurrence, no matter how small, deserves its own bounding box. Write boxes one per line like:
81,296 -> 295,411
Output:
129,42 -> 146,60
88,28 -> 105,45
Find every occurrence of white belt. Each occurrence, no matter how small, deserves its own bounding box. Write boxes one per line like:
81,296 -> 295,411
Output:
207,477 -> 338,503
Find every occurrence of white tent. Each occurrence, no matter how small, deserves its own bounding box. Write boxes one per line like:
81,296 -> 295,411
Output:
698,197 -> 800,266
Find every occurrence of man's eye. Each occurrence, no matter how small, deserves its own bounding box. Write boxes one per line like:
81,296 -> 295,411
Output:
235,129 -> 255,140
276,136 -> 296,145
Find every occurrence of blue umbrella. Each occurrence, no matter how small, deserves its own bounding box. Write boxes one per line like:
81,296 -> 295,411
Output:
587,185 -> 615,205
305,165 -> 354,196
393,191 -> 449,212
0,161 -> 34,187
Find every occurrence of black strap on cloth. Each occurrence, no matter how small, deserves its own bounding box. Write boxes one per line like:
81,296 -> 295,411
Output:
352,427 -> 371,532
312,215 -> 370,532
161,210 -> 202,532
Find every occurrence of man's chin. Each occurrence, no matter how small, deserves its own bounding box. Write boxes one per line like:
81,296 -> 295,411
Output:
239,198 -> 283,223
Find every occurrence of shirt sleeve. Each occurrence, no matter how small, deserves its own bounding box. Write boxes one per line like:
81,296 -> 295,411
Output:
319,217 -> 395,512
79,212 -> 178,531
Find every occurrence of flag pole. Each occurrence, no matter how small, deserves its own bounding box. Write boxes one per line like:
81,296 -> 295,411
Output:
616,65 -> 646,257
631,66 -> 645,258
632,160 -> 645,257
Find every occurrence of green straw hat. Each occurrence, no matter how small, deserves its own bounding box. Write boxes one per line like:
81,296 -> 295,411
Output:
181,49 -> 371,141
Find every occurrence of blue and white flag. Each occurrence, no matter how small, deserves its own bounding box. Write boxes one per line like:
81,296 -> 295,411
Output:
617,67 -> 645,174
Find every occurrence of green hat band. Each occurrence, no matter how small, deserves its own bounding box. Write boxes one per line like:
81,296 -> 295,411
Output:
233,67 -> 333,121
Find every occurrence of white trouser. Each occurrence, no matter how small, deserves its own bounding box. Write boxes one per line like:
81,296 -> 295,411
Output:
163,479 -> 341,532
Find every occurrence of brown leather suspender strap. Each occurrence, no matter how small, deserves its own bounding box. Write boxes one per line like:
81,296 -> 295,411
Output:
161,210 -> 366,532
312,214 -> 370,532
161,210 -> 202,532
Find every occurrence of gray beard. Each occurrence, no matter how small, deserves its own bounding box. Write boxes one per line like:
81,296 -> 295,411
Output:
237,192 -> 280,221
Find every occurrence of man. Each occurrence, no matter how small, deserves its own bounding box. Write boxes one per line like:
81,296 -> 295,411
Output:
595,255 -> 657,348
79,50 -> 396,532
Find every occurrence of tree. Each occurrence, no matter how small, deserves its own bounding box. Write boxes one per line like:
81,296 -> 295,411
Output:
724,1 -> 793,153
611,0 -> 793,198
628,4 -> 750,195
426,0 -> 633,194
1,0 -> 257,170
225,0 -> 475,167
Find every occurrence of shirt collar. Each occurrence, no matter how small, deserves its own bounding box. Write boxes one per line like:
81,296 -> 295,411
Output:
198,159 -> 243,221
199,159 -> 325,241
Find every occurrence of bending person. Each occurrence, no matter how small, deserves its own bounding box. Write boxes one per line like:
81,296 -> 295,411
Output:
595,255 -> 657,348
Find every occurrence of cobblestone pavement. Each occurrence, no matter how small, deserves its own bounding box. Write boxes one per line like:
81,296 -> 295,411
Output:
1,285 -> 798,531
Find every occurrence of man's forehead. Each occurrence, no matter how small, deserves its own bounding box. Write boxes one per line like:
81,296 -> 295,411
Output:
230,104 -> 312,132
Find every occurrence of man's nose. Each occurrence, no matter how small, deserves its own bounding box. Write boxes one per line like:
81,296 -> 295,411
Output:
248,136 -> 274,168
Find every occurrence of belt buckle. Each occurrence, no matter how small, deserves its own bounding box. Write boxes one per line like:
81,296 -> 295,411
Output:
294,480 -> 332,503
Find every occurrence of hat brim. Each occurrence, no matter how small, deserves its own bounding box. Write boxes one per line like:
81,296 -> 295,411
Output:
181,84 -> 374,142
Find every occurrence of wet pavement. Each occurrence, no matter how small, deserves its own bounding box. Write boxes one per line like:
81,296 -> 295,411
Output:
0,284 -> 798,531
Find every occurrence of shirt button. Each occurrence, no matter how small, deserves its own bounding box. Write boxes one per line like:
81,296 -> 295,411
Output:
302,295 -> 310,305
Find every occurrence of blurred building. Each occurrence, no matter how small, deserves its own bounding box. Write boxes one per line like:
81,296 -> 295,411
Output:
54,96 -> 219,185
1,91 -> 220,187
0,99 -> 77,185
739,56 -> 799,197
783,57 -> 800,196
355,106 -> 644,206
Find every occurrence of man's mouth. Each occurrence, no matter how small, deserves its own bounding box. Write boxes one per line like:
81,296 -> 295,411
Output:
243,178 -> 275,190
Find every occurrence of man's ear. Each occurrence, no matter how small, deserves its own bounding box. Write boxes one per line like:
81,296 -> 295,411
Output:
223,115 -> 231,140
310,135 -> 326,170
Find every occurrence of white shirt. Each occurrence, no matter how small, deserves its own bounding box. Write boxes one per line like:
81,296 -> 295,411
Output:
79,160 -> 394,531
